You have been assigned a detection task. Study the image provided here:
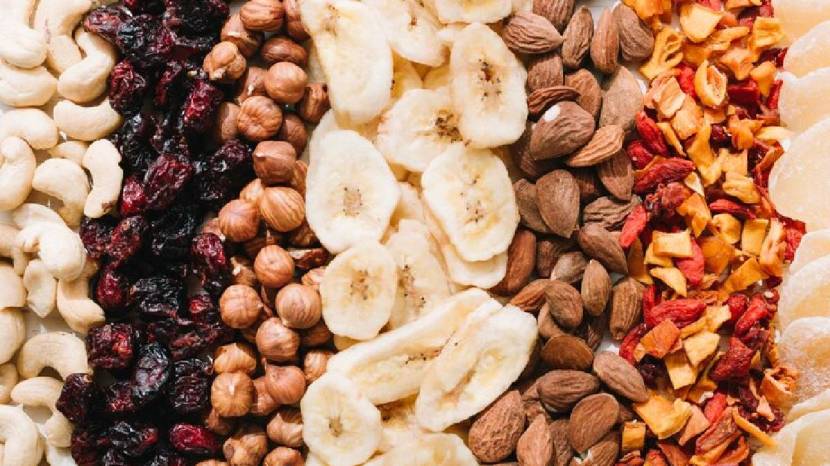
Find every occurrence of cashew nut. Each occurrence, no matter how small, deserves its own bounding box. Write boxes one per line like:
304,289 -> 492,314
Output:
32,158 -> 90,227
0,405 -> 43,466
16,331 -> 90,380
12,203 -> 64,229
34,0 -> 92,74
0,264 -> 26,310
48,140 -> 88,164
11,377 -> 72,448
0,0 -> 47,69
45,444 -> 75,466
82,139 -> 122,218
58,29 -> 117,103
53,99 -> 123,141
0,364 -> 18,404
23,260 -> 56,318
0,109 -> 59,150
46,35 -> 82,75
17,222 -> 87,281
0,224 -> 30,275
0,60 -> 57,107
0,308 -> 25,365
56,259 -> 104,334
0,137 -> 36,211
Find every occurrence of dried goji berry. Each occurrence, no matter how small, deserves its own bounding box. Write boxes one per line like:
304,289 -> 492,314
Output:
676,240 -> 704,287
710,337 -> 755,382
644,450 -> 669,466
728,80 -> 761,107
633,159 -> 696,195
726,293 -> 749,325
704,392 -> 728,423
635,111 -> 669,155
644,299 -> 707,329
734,295 -> 769,338
620,204 -> 649,248
767,79 -> 783,110
626,139 -> 655,170
642,285 -> 658,316
708,198 -> 756,219
677,63 -> 697,98
781,217 -> 806,261
619,323 -> 649,364
740,326 -> 769,351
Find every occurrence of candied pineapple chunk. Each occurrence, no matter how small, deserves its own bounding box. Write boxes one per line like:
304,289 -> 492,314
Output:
722,256 -> 767,293
779,69 -> 830,133
742,219 -> 769,255
665,350 -> 698,389
679,3 -> 722,43
677,193 -> 711,237
683,331 -> 720,367
634,394 -> 693,439
652,230 -> 694,258
699,235 -> 735,274
622,422 -> 646,452
650,267 -> 688,296
779,255 -> 830,328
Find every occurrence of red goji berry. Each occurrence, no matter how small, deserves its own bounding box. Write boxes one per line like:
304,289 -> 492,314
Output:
767,80 -> 783,110
726,293 -> 749,326
781,217 -> 806,261
677,63 -> 697,98
708,198 -> 756,219
644,450 -> 669,466
704,392 -> 728,423
620,204 -> 649,249
728,80 -> 761,106
633,159 -> 696,195
710,337 -> 755,382
619,323 -> 649,364
676,240 -> 704,287
734,295 -> 769,338
644,299 -> 707,329
626,139 -> 655,170
635,111 -> 669,155
642,285 -> 658,317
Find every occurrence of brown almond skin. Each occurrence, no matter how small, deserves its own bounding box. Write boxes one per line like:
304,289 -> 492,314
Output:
468,390 -> 526,462
577,223 -> 628,274
568,393 -> 619,453
536,169 -> 580,237
511,122 -> 560,180
491,229 -> 537,296
545,280 -> 583,329
586,431 -> 620,466
510,279 -> 551,313
516,415 -> 554,466
550,419 -> 574,466
592,352 -> 649,403
537,370 -> 600,411
581,260 -> 611,316
566,124 -> 625,167
528,85 -> 581,117
551,250 -> 588,284
537,303 -> 564,339
590,9 -> 620,74
502,12 -> 563,54
541,334 -> 593,370
526,53 -> 564,93
597,150 -> 634,201
582,196 -> 639,230
615,4 -> 654,62
530,102 -> 595,161
609,277 -> 644,340
600,66 -> 645,132
533,0 -> 575,31
561,6 -> 593,69
536,237 -> 575,277
515,179 -> 552,234
565,69 -> 602,119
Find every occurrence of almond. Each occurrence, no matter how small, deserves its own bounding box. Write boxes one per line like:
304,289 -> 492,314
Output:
532,0 -> 574,31
577,313 -> 607,350
468,390 -> 526,463
568,393 -> 619,453
511,122 -> 560,179
519,378 -> 547,421
550,419 -> 574,466
503,12 -> 563,54
565,69 -> 602,119
592,352 -> 649,403
590,9 -> 620,74
515,179 -> 551,233
492,229 -> 537,295
528,86 -> 580,117
581,259 -> 611,316
510,279 -> 551,313
537,303 -> 564,339
585,431 -> 621,466
537,370 -> 600,411
597,150 -> 634,201
582,196 -> 639,230
577,223 -> 628,274
614,4 -> 654,62
536,236 -> 574,277
536,169 -> 580,238
561,6 -> 593,69
516,415 -> 554,466
571,167 -> 603,204
545,280 -> 583,329
526,53 -> 564,93
600,66 -> 644,132
551,250 -> 587,284
566,124 -> 625,167
530,102 -> 595,161
609,277 -> 644,340
541,334 -> 593,370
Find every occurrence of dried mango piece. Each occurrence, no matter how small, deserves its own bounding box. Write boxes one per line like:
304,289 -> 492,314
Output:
628,238 -> 655,285
740,218 -> 768,256
722,256 -> 767,293
705,305 -> 732,332
718,149 -> 748,176
711,213 -> 742,244
646,240 -> 675,267
677,193 -> 711,237
686,121 -> 722,186
682,41 -> 712,67
684,172 -> 705,197
723,172 -> 761,204
641,27 -> 684,80
641,319 -> 681,358
653,230 -> 694,258
672,95 -> 705,140
634,394 -> 693,439
651,266 -> 688,296
750,61 -> 777,96
622,421 -> 647,452
680,3 -> 723,43
684,330 -> 720,367
665,350 -> 698,389
700,235 -> 736,274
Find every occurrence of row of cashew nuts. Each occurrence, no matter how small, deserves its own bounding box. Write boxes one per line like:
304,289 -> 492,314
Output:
0,1 -> 124,465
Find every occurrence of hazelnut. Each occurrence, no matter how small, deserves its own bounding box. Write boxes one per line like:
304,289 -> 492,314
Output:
287,247 -> 330,271
288,160 -> 307,195
240,178 -> 265,205
256,317 -> 300,362
221,14 -> 263,57
254,245 -> 295,288
211,372 -> 254,417
275,283 -> 321,329
264,447 -> 303,466
239,0 -> 285,32
202,217 -> 225,240
224,424 -> 269,466
196,461 -> 229,466
297,83 -> 329,124
220,284 -> 264,329
286,221 -> 317,247
260,37 -> 308,67
231,255 -> 258,288
236,67 -> 268,103
214,342 -> 258,374
283,0 -> 309,41
238,96 -> 283,142
250,376 -> 279,416
264,364 -> 306,404
264,62 -> 308,105
253,141 -> 296,185
204,42 -> 247,83
244,229 -> 282,260
277,113 -> 308,155
259,187 -> 305,233
205,408 -> 237,436
301,267 -> 326,291
219,199 -> 261,242
214,102 -> 240,143
303,349 -> 333,383
299,319 -> 332,347
266,408 -> 303,447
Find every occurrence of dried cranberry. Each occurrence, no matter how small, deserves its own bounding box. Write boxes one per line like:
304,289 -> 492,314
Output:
79,217 -> 116,260
151,111 -> 191,158
194,139 -> 253,207
88,323 -> 136,370
131,342 -> 172,407
148,204 -> 202,259
144,450 -> 188,466
154,61 -> 186,107
107,216 -> 149,266
181,79 -> 223,134
57,373 -> 100,424
164,0 -> 230,35
124,0 -> 165,14
104,381 -> 136,415
116,15 -> 173,65
112,113 -> 157,174
110,421 -> 159,457
186,291 -> 219,323
120,175 -> 149,217
109,60 -> 150,116
84,6 -> 133,43
169,423 -> 219,456
190,233 -> 229,295
144,153 -> 194,211
168,320 -> 233,360
709,124 -> 732,147
130,277 -> 185,319
71,424 -> 111,466
102,449 -> 131,466
728,80 -> 761,107
637,356 -> 666,387
168,358 -> 213,414
96,265 -> 131,313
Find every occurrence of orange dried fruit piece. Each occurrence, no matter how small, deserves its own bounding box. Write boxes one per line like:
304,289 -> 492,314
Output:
679,3 -> 722,43
677,193 -> 711,237
622,0 -> 664,21
671,95 -> 704,140
628,238 -> 655,285
694,60 -> 727,108
634,393 -> 693,439
718,149 -> 748,176
722,256 -> 767,293
641,27 -> 684,80
742,219 -> 769,256
759,218 -> 786,277
652,230 -> 694,258
622,421 -> 647,452
683,331 -> 720,367
711,213 -> 742,244
719,46 -> 755,80
699,235 -> 735,275
749,17 -> 784,53
722,172 -> 761,204
665,350 -> 698,389
685,121 -> 721,186
641,319 -> 681,358
650,267 -> 688,296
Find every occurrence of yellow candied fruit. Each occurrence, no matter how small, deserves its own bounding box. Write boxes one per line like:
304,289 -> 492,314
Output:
694,60 -> 728,108
657,122 -> 685,155
700,235 -> 736,275
741,218 -> 769,256
641,319 -> 681,358
720,47 -> 756,80
683,330 -> 720,367
641,27 -> 685,80
750,61 -> 777,96
750,17 -> 784,52
665,350 -> 699,389
648,75 -> 687,119
756,126 -> 794,143
679,3 -> 723,43
628,238 -> 655,285
684,172 -> 705,197
651,266 -> 688,296
760,218 -> 786,277
671,95 -> 705,140
634,394 -> 694,439
722,256 -> 768,293
678,405 -> 711,445
677,193 -> 711,237
686,121 -> 722,186
622,422 -> 647,452
723,172 -> 761,204
622,0 -> 665,21
711,213 -> 742,244
652,230 -> 694,258
733,410 -> 776,447
728,116 -> 763,150
707,26 -> 751,53
718,148 -> 748,176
